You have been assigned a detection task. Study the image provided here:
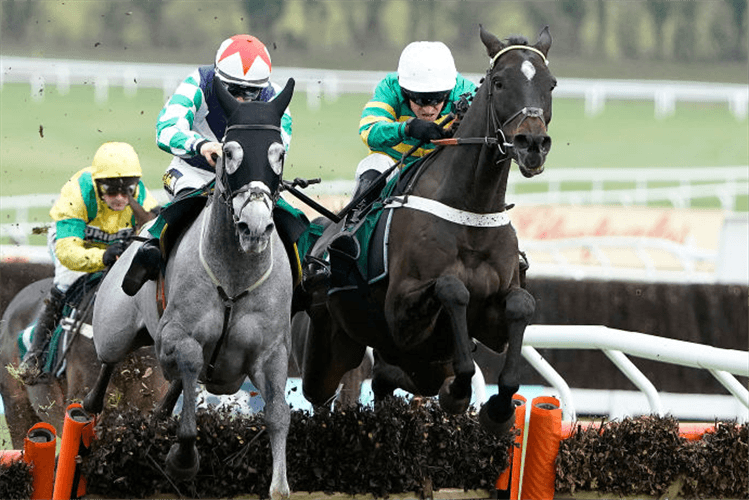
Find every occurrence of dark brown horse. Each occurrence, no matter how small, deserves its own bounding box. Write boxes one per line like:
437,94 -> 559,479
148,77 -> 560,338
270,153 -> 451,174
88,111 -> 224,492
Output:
297,25 -> 555,435
0,277 -> 168,449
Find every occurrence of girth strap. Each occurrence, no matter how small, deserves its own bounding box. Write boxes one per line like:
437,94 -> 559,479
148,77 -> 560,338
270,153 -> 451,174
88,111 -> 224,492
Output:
384,195 -> 511,228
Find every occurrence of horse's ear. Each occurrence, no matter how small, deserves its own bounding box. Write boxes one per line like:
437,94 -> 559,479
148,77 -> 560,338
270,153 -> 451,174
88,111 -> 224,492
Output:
479,24 -> 505,59
214,76 -> 240,117
534,26 -> 552,57
272,78 -> 295,118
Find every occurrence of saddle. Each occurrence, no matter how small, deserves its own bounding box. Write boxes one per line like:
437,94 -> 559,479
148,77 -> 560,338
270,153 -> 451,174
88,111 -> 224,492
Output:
302,159 -> 425,294
18,272 -> 103,378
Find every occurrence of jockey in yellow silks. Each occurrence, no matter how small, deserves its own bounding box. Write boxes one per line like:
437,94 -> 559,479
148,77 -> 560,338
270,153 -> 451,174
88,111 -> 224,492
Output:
17,142 -> 158,384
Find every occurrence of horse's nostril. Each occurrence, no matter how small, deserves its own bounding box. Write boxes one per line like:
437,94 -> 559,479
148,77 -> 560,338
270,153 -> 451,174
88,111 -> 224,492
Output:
514,134 -> 530,150
265,223 -> 274,235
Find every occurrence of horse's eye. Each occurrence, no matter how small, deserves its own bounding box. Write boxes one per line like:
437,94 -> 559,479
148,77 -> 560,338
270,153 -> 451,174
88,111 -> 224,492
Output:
550,78 -> 558,91
493,78 -> 503,90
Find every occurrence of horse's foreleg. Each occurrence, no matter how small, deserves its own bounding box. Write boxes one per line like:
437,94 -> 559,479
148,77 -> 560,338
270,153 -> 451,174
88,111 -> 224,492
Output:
162,335 -> 201,481
301,310 -> 365,407
251,346 -> 291,500
480,287 -> 535,435
83,362 -> 115,415
434,276 -> 475,414
152,379 -> 182,420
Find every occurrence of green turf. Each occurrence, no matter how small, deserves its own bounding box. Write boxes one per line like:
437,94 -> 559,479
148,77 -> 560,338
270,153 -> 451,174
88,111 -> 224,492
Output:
0,414 -> 11,450
1,82 -> 746,197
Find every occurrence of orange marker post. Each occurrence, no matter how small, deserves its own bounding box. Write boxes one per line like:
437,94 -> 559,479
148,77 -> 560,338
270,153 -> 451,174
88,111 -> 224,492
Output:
53,403 -> 94,500
520,396 -> 562,500
496,394 -> 527,500
24,422 -> 57,500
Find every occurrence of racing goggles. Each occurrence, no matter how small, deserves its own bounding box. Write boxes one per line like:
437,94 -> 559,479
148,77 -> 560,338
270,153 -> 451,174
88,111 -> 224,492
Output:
225,83 -> 263,101
97,177 -> 139,196
402,89 -> 450,108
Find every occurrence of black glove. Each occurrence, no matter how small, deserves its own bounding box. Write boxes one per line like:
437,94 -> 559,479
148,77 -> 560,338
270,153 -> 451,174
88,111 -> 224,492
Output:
405,118 -> 446,142
102,241 -> 128,267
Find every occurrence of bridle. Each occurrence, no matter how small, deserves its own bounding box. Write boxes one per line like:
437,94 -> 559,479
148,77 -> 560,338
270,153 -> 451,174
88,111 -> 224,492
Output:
433,45 -> 549,160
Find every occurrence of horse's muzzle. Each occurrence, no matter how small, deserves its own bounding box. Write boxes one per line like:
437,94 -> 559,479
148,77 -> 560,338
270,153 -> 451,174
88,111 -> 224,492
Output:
513,133 -> 551,177
236,219 -> 274,254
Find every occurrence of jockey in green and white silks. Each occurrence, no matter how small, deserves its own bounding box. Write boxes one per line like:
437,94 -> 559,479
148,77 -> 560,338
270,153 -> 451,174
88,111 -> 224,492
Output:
355,41 -> 477,192
157,34 -> 292,200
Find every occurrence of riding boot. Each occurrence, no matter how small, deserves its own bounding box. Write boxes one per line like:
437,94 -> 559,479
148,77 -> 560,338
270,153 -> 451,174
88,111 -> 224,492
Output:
18,286 -> 65,385
349,169 -> 383,221
299,170 -> 381,300
328,232 -> 362,289
121,238 -> 162,296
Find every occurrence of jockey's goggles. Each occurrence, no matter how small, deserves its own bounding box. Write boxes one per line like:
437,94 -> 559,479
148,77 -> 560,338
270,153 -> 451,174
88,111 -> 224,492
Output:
97,177 -> 139,196
403,89 -> 450,107
225,83 -> 262,101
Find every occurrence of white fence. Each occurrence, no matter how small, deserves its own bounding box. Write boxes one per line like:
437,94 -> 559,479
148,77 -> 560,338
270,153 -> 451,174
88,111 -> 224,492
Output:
2,56 -> 748,119
521,325 -> 749,423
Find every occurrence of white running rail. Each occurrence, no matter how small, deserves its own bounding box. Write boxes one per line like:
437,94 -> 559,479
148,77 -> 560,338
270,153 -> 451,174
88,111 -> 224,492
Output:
522,325 -> 749,422
1,56 -> 748,119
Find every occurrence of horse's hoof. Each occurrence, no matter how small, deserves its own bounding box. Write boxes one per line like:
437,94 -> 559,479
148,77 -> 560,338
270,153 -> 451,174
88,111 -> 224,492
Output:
479,403 -> 515,436
166,443 -> 200,481
438,377 -> 471,414
82,393 -> 103,415
269,481 -> 291,500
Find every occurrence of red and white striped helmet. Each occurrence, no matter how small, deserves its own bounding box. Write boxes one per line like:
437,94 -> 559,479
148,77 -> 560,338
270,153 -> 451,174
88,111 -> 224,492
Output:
214,34 -> 271,88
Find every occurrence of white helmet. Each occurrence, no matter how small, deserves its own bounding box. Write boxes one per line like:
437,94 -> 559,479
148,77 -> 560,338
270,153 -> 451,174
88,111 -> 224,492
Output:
215,34 -> 271,87
397,41 -> 457,93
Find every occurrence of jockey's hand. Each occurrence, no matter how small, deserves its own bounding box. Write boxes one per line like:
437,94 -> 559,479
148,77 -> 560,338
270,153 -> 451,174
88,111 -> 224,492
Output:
103,241 -> 128,267
198,141 -> 222,168
405,118 -> 447,142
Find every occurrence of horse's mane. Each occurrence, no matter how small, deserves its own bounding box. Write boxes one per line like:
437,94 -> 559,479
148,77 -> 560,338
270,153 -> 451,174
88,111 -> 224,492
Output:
503,35 -> 530,46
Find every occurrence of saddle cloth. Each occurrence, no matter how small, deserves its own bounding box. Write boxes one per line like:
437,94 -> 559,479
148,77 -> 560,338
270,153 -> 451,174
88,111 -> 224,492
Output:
299,159 -> 426,294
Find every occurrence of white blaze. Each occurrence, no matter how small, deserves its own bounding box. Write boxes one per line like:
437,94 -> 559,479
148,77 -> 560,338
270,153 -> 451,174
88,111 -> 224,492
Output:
521,60 -> 536,81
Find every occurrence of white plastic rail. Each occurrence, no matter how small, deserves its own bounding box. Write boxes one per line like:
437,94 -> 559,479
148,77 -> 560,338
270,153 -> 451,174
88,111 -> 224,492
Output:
523,325 -> 749,421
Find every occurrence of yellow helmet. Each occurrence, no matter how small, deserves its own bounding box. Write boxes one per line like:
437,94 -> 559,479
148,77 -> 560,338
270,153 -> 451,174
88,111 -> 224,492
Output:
91,142 -> 142,180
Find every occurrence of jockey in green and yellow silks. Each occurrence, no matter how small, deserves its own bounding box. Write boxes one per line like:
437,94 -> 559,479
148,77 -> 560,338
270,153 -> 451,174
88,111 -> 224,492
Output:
355,41 -> 477,192
17,142 -> 159,384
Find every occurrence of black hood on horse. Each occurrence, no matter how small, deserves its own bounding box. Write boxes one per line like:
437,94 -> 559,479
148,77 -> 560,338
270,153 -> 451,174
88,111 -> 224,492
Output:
214,77 -> 294,196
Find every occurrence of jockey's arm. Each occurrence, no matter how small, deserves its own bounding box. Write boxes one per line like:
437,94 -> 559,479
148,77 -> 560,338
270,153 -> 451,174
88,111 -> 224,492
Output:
358,78 -> 407,151
155,69 -> 208,161
54,231 -> 108,273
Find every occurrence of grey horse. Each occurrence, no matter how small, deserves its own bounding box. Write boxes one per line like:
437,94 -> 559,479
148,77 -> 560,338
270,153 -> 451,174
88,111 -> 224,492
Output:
83,78 -> 296,499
